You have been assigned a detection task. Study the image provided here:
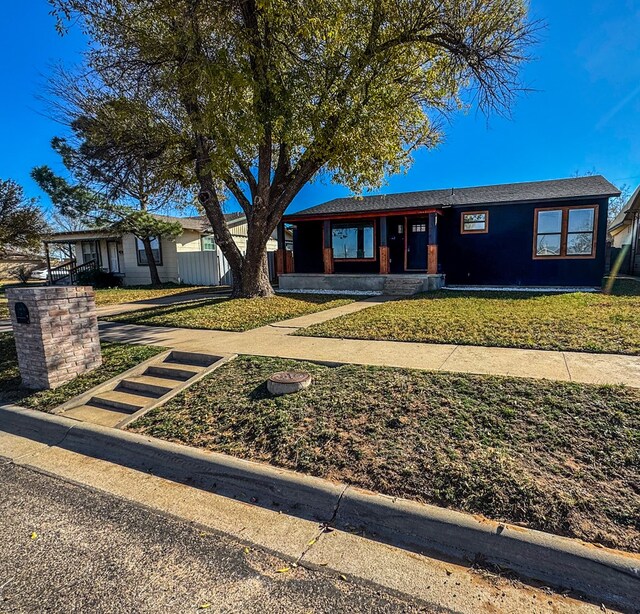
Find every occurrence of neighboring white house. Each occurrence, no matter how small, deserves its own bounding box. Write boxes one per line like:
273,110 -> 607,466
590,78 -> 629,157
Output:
43,213 -> 284,286
608,186 -> 640,276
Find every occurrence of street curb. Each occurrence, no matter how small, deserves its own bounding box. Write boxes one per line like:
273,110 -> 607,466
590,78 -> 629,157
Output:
1,404 -> 638,611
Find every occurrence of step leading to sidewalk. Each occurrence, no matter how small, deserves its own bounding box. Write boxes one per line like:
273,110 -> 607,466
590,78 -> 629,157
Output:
54,349 -> 235,429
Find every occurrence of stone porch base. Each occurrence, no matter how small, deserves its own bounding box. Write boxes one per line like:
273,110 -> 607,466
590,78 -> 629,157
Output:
278,273 -> 445,293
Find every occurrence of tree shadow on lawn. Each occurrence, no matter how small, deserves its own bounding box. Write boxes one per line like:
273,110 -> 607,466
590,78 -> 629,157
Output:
106,297 -> 228,321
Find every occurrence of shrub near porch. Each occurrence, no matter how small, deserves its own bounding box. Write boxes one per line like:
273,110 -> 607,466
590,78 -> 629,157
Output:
130,355 -> 640,553
297,279 -> 640,355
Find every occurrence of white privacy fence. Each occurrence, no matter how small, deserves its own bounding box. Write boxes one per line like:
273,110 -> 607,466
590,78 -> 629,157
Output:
177,249 -> 276,286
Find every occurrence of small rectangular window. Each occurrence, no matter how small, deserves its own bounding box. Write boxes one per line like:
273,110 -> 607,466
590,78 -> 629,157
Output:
202,235 -> 215,251
411,223 -> 426,232
136,237 -> 162,265
461,211 -> 488,234
332,221 -> 375,260
533,206 -> 597,259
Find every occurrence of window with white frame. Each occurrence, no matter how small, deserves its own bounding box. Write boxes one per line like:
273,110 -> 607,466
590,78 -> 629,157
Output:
136,237 -> 162,265
202,235 -> 216,251
81,241 -> 100,265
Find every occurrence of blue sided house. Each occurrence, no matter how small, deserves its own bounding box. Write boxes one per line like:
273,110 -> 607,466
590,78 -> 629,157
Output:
275,175 -> 620,294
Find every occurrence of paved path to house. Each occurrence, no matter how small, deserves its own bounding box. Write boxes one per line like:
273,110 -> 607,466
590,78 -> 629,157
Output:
97,297 -> 640,388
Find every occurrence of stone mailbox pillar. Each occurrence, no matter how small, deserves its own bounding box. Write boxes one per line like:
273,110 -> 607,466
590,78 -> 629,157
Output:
6,286 -> 102,390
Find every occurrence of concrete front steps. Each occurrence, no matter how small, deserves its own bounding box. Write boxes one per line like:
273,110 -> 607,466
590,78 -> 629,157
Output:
383,277 -> 425,295
56,350 -> 235,429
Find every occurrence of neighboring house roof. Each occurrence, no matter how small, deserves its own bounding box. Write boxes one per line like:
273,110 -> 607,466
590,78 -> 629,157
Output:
608,185 -> 640,233
286,176 -> 621,219
44,212 -> 248,241
154,213 -> 246,232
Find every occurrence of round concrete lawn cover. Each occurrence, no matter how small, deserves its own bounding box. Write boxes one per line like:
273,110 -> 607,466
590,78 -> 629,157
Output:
267,371 -> 312,396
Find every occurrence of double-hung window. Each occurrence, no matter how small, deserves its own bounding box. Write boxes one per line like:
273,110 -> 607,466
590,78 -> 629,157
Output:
533,206 -> 597,259
136,237 -> 162,265
332,221 -> 375,260
81,241 -> 100,266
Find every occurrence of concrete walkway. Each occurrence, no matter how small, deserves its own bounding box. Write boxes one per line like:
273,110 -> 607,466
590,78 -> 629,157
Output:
98,297 -> 640,388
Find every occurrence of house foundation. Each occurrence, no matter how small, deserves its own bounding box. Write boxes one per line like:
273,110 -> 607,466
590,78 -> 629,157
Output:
279,273 -> 445,294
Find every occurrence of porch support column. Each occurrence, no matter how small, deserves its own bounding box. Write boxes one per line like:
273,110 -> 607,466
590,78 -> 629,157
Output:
276,222 -> 286,275
379,217 -> 390,274
44,242 -> 52,286
427,212 -> 438,275
322,220 -> 333,274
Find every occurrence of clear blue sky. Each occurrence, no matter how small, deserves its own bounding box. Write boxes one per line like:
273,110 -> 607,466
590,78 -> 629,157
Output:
1,0 -> 639,216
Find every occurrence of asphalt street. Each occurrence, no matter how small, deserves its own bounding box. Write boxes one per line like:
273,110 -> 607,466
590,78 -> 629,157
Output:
0,461 -> 435,614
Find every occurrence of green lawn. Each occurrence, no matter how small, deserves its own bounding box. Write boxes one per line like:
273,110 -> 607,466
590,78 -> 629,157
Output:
0,280 -> 46,320
130,355 -> 640,553
0,333 -> 165,411
0,283 -> 211,319
94,284 -> 212,306
104,294 -> 355,331
297,278 -> 640,355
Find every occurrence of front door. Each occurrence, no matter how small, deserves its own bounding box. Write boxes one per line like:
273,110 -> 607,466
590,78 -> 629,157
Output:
406,218 -> 428,270
107,241 -> 120,273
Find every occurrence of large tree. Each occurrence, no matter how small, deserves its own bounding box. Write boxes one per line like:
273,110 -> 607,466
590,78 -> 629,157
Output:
50,0 -> 537,297
0,179 -> 48,254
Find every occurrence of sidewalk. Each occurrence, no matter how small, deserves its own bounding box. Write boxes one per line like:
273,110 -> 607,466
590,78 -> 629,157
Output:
98,298 -> 640,388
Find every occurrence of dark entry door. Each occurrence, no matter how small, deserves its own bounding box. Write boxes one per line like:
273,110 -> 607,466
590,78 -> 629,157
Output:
406,218 -> 428,270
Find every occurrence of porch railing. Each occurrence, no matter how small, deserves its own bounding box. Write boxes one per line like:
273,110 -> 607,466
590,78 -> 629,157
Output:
50,259 -> 98,285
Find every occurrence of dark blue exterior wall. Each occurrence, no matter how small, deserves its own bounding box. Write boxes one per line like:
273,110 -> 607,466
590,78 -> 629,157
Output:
438,198 -> 609,286
289,197 -> 610,286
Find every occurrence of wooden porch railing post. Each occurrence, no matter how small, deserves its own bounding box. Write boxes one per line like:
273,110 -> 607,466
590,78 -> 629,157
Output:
427,212 -> 438,275
379,216 -> 390,274
322,220 -> 334,274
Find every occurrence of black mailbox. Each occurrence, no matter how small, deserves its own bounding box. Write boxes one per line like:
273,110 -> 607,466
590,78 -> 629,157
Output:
15,302 -> 30,324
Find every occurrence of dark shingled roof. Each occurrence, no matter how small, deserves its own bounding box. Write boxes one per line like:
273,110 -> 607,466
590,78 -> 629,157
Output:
288,176 -> 620,218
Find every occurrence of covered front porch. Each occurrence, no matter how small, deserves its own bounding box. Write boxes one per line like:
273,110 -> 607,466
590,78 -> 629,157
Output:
43,231 -> 124,285
276,209 -> 445,293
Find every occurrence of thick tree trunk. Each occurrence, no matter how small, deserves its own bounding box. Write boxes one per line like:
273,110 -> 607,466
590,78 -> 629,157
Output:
233,246 -> 272,298
141,236 -> 162,286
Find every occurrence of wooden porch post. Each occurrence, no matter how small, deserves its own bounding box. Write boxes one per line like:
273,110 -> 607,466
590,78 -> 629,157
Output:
44,242 -> 52,286
379,217 -> 390,274
322,220 -> 334,274
427,212 -> 438,275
